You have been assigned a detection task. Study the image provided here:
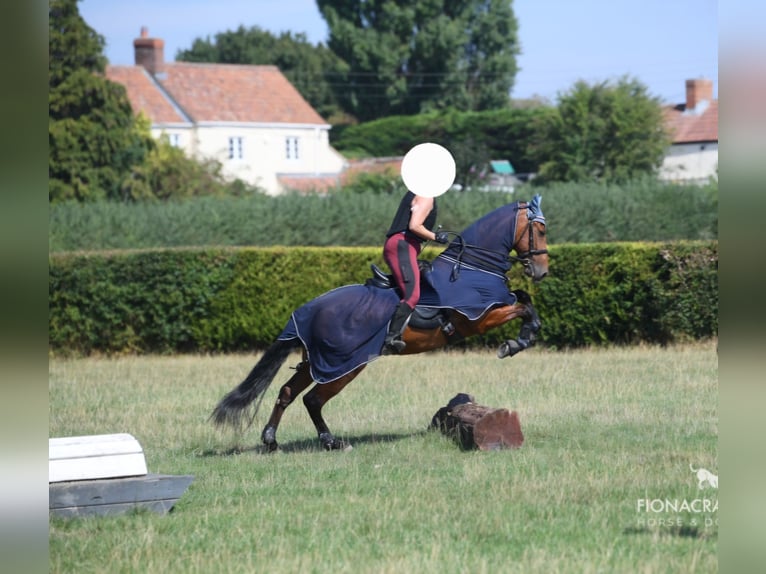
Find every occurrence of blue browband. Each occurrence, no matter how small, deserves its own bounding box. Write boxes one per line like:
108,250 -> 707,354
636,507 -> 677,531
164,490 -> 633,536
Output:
528,194 -> 545,224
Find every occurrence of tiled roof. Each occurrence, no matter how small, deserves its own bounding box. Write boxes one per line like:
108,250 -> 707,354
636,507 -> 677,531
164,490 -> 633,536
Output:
278,157 -> 404,193
663,100 -> 718,144
277,175 -> 342,193
340,157 -> 403,185
106,65 -> 187,124
107,62 -> 327,126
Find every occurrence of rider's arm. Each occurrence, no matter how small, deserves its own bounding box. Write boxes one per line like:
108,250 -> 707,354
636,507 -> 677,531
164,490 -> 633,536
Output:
408,195 -> 437,241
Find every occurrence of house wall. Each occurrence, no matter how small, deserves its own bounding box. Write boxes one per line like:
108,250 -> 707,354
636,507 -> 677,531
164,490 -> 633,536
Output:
659,142 -> 718,184
153,124 -> 345,195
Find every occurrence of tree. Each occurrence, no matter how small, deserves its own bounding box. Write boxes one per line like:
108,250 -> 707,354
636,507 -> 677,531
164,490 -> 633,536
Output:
48,0 -> 105,89
535,77 -> 671,184
177,26 -> 345,121
49,0 -> 151,202
317,0 -> 520,121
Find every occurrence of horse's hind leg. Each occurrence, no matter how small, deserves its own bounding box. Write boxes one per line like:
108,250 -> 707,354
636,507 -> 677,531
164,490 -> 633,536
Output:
261,354 -> 313,452
303,365 -> 365,451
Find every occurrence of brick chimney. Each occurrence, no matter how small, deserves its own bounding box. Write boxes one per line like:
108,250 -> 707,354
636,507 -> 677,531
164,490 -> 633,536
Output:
133,27 -> 164,76
685,78 -> 713,111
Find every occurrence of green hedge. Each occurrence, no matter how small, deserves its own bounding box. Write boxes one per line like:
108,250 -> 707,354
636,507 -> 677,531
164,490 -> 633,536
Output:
535,242 -> 718,348
49,242 -> 717,355
49,181 -> 717,252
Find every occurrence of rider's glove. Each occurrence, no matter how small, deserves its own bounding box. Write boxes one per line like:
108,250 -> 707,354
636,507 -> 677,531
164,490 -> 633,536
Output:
434,231 -> 450,244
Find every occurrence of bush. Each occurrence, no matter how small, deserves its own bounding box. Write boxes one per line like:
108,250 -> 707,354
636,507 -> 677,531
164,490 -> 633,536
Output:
49,180 -> 717,252
533,242 -> 718,348
49,242 -> 717,355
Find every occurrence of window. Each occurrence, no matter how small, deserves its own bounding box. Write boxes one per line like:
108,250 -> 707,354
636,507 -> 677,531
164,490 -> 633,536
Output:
168,133 -> 181,147
228,137 -> 244,160
285,137 -> 299,160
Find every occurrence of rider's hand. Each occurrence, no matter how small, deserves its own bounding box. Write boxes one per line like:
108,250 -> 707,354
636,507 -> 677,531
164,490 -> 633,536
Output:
434,231 -> 450,244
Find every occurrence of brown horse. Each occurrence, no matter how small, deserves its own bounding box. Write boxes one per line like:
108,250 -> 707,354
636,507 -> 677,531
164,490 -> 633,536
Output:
211,195 -> 549,451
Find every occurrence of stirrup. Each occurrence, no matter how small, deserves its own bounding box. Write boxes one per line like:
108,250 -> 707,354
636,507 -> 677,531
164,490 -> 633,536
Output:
383,337 -> 406,354
389,339 -> 406,352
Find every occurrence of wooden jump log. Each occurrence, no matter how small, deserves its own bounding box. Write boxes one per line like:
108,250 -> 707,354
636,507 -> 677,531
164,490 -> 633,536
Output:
430,393 -> 524,450
49,433 -> 193,518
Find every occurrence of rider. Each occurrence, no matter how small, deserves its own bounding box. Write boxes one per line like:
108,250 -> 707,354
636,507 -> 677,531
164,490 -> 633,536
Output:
383,190 -> 450,353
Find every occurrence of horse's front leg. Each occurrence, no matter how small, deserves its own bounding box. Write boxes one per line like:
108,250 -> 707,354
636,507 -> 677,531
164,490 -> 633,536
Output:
497,292 -> 541,359
303,366 -> 365,451
261,357 -> 313,452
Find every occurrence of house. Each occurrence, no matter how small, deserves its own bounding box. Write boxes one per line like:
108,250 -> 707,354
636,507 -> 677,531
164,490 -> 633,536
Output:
106,28 -> 346,195
660,78 -> 718,183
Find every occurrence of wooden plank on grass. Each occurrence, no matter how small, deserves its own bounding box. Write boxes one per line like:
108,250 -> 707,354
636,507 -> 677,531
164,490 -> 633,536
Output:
49,474 -> 194,517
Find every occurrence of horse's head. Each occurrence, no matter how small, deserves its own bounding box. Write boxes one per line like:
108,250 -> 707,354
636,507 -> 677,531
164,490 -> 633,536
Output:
512,194 -> 549,282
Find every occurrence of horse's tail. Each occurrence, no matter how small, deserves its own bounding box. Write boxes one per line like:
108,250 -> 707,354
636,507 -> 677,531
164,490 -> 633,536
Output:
210,339 -> 300,430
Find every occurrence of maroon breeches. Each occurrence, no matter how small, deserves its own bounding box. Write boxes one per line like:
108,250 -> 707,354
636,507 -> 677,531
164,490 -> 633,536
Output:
383,232 -> 422,308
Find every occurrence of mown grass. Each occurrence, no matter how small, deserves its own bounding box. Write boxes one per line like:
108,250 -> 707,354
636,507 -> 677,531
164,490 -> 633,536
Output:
49,342 -> 717,573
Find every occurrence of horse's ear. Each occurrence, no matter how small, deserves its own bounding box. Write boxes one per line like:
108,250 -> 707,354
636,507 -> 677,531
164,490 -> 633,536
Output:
528,194 -> 545,224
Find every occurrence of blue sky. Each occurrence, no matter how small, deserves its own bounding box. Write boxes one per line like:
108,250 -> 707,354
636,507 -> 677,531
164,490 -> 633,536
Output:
79,0 -> 719,104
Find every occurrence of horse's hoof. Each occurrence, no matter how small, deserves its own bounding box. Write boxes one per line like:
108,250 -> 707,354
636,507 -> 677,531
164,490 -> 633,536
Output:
497,340 -> 522,359
326,441 -> 353,452
262,426 -> 279,452
320,433 -> 352,451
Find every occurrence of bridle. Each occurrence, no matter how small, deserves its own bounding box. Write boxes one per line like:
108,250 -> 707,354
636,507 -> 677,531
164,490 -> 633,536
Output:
509,203 -> 548,268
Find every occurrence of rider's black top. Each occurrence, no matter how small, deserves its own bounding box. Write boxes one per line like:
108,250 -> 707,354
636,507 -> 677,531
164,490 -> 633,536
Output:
386,191 -> 438,241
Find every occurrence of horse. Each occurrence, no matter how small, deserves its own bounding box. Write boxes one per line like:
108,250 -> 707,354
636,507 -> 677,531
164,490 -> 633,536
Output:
211,194 -> 549,452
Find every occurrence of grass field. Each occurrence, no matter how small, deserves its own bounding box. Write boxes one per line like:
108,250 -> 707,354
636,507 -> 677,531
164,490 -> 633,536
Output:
49,342 -> 718,573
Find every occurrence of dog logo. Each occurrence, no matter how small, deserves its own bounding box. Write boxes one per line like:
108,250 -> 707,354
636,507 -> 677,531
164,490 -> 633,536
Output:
690,463 -> 718,489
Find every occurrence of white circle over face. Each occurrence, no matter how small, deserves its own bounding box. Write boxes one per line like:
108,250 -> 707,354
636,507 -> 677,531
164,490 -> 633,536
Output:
400,143 -> 456,198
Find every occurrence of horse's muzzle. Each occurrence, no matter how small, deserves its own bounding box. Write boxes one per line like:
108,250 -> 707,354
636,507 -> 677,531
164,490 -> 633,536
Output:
524,262 -> 548,282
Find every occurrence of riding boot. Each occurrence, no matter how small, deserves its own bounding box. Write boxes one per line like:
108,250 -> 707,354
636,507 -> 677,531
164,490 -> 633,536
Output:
384,302 -> 412,354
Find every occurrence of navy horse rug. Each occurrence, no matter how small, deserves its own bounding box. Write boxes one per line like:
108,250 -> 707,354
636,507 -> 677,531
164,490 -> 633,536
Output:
277,201 -> 531,383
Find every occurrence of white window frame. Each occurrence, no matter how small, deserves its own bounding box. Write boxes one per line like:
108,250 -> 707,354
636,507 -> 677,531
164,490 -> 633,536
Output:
228,136 -> 244,160
168,133 -> 181,148
285,136 -> 299,161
